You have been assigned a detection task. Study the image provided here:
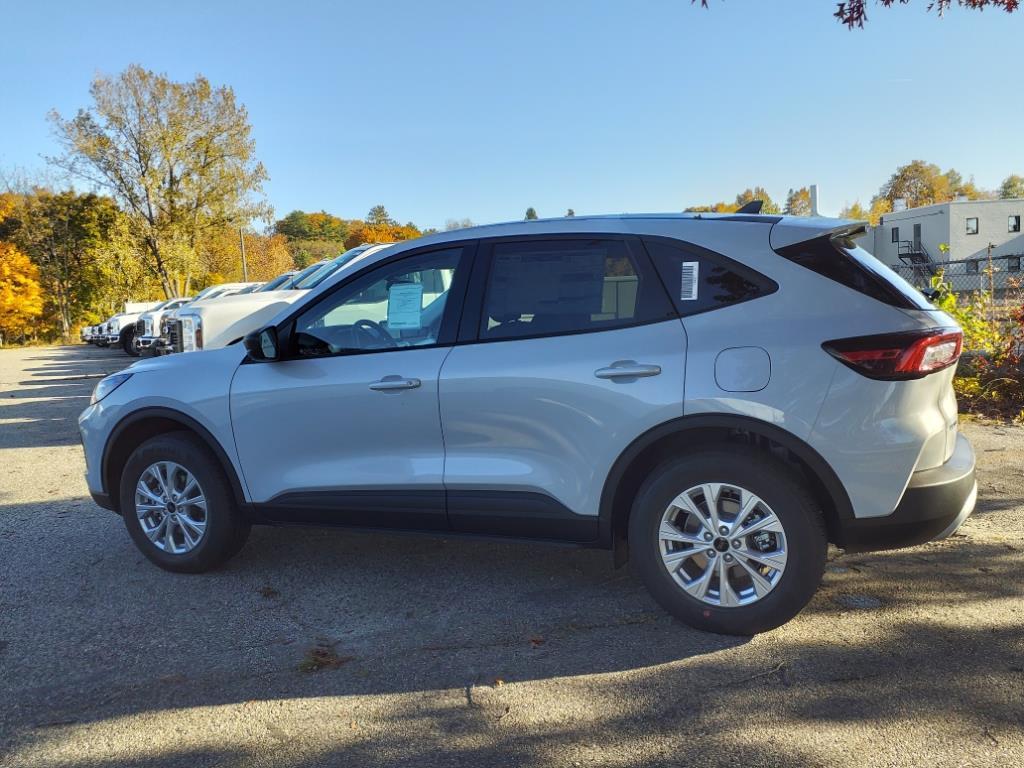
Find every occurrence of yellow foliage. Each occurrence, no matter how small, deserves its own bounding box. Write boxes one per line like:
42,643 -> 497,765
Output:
201,228 -> 295,284
344,221 -> 421,250
0,193 -> 16,221
868,198 -> 892,226
0,241 -> 44,338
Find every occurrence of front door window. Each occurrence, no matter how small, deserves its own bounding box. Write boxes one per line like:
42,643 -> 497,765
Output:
292,248 -> 463,356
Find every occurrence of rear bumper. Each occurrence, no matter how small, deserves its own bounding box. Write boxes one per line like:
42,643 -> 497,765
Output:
837,432 -> 976,553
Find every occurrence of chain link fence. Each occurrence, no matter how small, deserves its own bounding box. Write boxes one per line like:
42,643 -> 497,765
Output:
893,254 -> 1023,314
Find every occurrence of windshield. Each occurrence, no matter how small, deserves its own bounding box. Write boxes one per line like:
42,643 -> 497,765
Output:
283,261 -> 328,289
296,245 -> 374,290
192,285 -> 221,301
295,261 -> 343,289
258,273 -> 295,292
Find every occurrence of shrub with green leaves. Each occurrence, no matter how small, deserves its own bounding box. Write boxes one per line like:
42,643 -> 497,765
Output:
929,269 -> 1024,421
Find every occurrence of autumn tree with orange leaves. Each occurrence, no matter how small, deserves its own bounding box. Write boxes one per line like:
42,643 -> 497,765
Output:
0,238 -> 43,344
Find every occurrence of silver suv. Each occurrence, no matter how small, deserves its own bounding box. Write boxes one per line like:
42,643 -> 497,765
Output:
78,214 -> 976,634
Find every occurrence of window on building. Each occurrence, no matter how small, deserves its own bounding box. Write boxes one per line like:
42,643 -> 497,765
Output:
1010,215 -> 1021,233
1008,256 -> 1021,273
966,260 -> 980,274
966,217 -> 979,235
891,226 -> 900,243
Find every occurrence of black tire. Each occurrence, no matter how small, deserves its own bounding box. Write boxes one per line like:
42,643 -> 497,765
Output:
119,432 -> 250,573
121,326 -> 139,356
628,446 -> 826,635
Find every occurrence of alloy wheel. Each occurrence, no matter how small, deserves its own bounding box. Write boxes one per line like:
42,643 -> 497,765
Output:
658,482 -> 788,607
135,461 -> 208,554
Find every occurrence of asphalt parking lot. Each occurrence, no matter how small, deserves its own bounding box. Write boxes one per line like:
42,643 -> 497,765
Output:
1,344 -> 1022,768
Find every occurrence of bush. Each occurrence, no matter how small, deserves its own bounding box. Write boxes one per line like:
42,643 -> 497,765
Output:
930,271 -> 1024,422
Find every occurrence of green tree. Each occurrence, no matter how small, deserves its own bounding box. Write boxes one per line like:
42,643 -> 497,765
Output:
445,218 -> 475,231
524,207 -> 538,220
366,205 -> 396,227
274,209 -> 351,268
274,210 -> 312,240
1000,174 -> 1024,200
566,208 -> 575,217
944,169 -> 992,201
784,187 -> 813,216
48,64 -> 269,298
8,191 -> 120,341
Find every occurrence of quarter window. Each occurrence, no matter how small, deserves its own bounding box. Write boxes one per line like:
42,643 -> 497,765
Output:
645,239 -> 776,316
479,239 -> 672,341
966,217 -> 979,235
1010,215 -> 1021,233
293,248 -> 463,356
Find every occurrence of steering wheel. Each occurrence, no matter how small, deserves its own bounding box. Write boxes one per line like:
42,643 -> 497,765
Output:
353,318 -> 397,348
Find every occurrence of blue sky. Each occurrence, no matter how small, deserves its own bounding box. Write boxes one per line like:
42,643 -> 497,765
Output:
2,0 -> 1021,228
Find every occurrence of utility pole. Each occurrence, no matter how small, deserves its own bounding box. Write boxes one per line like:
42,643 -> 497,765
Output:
987,242 -> 995,324
239,227 -> 249,282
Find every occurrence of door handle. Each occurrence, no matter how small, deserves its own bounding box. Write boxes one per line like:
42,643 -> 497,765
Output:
594,362 -> 662,380
369,376 -> 422,391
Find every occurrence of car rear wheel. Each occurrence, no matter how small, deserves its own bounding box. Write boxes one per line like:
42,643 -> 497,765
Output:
119,432 -> 250,573
629,447 -> 826,635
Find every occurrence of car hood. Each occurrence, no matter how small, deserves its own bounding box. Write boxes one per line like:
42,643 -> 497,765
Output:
180,289 -> 310,349
189,289 -> 296,309
127,342 -> 247,373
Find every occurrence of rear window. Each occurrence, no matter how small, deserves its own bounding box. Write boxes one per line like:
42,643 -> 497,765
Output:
775,234 -> 934,310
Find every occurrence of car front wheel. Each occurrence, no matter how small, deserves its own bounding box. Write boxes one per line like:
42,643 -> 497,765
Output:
119,433 -> 250,573
629,447 -> 826,635
121,327 -> 140,356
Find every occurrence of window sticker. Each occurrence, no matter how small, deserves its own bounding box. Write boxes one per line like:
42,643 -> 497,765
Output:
387,283 -> 424,329
680,261 -> 699,301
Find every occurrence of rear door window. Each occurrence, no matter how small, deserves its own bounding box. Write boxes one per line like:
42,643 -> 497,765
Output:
478,238 -> 674,341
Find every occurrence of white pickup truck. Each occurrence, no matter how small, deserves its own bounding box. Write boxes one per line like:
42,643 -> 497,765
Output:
168,244 -> 392,353
98,302 -> 163,353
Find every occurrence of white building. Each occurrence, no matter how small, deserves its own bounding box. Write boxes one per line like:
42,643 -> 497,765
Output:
860,198 -> 1023,293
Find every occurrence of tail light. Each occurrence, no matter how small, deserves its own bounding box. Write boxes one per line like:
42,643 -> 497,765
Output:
822,328 -> 962,380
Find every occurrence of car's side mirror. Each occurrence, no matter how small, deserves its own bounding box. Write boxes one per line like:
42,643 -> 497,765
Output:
244,326 -> 280,362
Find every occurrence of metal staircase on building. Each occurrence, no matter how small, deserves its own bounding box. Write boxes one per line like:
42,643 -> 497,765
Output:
895,240 -> 938,285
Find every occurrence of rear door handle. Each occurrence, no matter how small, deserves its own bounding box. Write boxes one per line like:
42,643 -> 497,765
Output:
369,376 -> 422,391
594,362 -> 662,380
